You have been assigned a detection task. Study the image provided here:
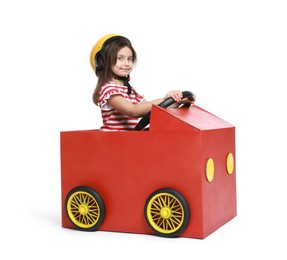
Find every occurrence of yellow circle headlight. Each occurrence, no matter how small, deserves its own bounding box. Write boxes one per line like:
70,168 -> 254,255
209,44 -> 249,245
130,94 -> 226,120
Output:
226,152 -> 234,174
206,158 -> 214,182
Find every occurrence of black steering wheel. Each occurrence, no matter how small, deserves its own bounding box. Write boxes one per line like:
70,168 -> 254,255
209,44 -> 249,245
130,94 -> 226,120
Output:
135,91 -> 195,131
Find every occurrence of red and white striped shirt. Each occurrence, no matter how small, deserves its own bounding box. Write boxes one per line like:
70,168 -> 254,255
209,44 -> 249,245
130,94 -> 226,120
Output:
99,81 -> 145,131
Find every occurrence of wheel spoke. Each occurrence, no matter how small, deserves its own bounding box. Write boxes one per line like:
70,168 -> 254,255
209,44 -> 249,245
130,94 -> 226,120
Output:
148,192 -> 185,233
67,191 -> 102,228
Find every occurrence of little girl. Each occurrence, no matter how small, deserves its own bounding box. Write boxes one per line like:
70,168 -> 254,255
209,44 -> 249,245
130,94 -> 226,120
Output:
90,34 -> 192,131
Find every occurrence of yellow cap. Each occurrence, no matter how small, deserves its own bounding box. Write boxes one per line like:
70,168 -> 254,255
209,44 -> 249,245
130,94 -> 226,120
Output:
90,33 -> 120,71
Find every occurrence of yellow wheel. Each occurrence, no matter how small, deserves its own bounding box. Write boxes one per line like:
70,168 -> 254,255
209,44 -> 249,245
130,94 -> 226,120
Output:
144,188 -> 190,238
65,186 -> 105,231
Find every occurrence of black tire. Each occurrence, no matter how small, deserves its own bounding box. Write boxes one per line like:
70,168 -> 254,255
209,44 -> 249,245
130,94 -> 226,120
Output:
65,186 -> 106,231
144,188 -> 190,238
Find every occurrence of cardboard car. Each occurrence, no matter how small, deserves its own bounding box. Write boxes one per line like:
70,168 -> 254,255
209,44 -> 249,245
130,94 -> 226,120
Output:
60,93 -> 236,239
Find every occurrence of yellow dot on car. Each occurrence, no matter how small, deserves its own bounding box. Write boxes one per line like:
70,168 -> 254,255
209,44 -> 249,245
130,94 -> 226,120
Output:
206,158 -> 214,182
226,152 -> 234,174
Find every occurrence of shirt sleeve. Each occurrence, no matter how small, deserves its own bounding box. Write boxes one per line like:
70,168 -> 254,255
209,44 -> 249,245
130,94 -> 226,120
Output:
99,84 -> 126,108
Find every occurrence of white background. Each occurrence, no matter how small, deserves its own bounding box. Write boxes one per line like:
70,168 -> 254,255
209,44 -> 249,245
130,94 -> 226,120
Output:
1,0 -> 286,259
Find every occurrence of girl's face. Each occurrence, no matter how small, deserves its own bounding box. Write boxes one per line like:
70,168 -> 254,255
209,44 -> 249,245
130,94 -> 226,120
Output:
112,46 -> 134,77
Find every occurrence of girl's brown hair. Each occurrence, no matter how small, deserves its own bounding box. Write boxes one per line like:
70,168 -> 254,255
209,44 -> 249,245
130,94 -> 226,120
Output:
92,37 -> 137,105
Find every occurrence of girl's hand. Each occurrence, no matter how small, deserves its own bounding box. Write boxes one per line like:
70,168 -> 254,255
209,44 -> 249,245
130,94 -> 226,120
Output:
164,90 -> 183,103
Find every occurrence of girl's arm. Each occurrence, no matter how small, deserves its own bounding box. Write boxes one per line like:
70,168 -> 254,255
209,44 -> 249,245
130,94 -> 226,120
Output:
108,90 -> 183,118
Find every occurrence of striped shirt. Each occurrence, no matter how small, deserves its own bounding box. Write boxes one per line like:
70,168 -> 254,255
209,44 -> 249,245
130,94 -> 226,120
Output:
99,81 -> 145,131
